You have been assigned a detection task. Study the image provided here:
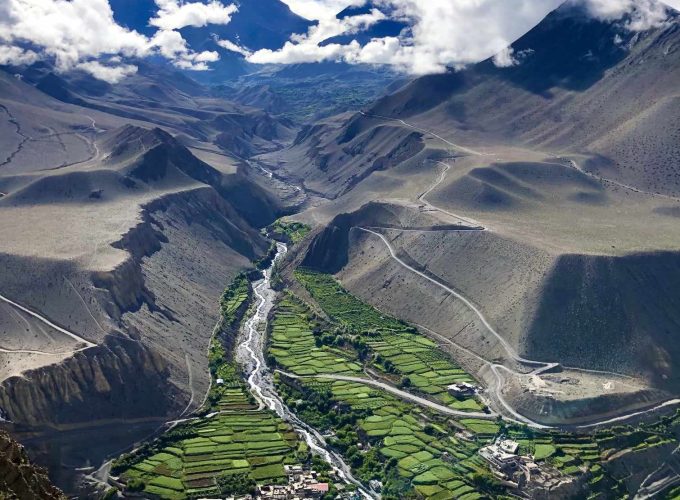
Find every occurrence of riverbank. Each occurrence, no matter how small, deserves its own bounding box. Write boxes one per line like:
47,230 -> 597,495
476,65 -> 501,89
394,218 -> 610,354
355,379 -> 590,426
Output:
104,243 -> 375,499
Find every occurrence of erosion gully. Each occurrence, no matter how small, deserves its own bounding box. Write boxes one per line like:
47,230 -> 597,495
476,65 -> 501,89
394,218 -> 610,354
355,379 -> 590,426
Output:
236,242 -> 378,499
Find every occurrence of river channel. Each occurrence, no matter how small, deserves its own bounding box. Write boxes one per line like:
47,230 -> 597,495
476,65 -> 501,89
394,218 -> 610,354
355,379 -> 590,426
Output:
235,242 -> 378,499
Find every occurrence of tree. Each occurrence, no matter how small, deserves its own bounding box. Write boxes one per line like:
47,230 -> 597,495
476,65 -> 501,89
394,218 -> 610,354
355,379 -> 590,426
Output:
471,471 -> 503,494
217,473 -> 256,496
126,478 -> 145,492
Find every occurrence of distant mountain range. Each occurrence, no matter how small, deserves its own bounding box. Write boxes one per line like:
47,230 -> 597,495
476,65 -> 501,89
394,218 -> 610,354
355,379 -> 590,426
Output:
109,0 -> 314,81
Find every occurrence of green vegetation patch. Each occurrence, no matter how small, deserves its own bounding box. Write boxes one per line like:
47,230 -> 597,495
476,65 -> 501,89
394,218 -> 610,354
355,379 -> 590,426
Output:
533,444 -> 557,460
294,270 -> 484,413
269,219 -> 311,244
220,273 -> 250,327
115,412 -> 297,499
269,295 -> 363,377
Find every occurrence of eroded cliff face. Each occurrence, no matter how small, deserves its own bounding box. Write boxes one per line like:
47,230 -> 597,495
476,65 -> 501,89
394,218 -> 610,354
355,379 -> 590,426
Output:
0,336 -> 181,426
0,186 -> 270,428
94,187 -> 266,319
0,182 -> 274,497
0,430 -> 65,500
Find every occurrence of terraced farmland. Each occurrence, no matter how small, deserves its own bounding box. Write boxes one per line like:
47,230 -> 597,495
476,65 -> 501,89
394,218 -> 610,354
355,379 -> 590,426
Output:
278,375 -> 494,499
269,295 -> 363,376
295,270 -> 484,412
111,274 -> 303,500
115,342 -> 302,499
207,339 -> 255,411
333,379 -> 498,491
208,275 -> 255,412
220,273 -> 250,327
500,421 -> 680,498
116,411 -> 299,499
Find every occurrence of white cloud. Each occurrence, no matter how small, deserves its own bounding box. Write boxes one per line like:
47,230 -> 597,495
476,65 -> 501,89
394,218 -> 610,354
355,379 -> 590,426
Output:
75,60 -> 138,82
250,0 -> 565,74
0,0 -> 676,82
215,38 -> 252,57
0,0 -> 150,74
150,0 -> 237,31
252,0 -> 676,75
493,47 -> 519,68
281,0 -> 364,20
149,28 -> 219,70
0,45 -> 39,66
580,0 -> 671,30
0,0 -> 238,82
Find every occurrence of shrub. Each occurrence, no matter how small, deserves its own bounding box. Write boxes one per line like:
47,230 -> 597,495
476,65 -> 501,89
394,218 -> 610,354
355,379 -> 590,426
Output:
126,478 -> 145,492
217,473 -> 256,496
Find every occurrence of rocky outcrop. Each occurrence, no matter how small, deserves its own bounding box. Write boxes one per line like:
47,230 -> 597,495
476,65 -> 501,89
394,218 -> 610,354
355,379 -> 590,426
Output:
0,431 -> 65,500
0,336 -> 183,426
302,202 -> 450,273
94,187 -> 267,320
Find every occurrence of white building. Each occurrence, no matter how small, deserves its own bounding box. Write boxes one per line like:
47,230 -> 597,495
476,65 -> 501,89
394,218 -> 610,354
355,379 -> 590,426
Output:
499,439 -> 520,454
447,382 -> 477,397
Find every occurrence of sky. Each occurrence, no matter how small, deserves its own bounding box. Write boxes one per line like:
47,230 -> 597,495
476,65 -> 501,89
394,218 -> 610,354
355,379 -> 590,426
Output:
0,0 -> 678,82
252,0 -> 678,73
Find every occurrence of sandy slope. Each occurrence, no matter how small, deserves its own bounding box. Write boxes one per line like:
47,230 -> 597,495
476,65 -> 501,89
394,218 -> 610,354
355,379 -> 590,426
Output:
0,64 -> 291,490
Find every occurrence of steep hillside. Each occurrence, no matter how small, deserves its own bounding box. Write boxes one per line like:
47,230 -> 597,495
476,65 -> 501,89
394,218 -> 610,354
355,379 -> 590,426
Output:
0,431 -> 65,500
259,114 -> 438,198
274,3 -> 679,198
288,1 -> 680,425
0,68 -> 286,492
7,62 -> 295,161
368,3 -> 680,197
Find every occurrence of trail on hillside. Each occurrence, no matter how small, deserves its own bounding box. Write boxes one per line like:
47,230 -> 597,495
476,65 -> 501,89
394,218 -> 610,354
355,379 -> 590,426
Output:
0,293 -> 96,352
351,226 -> 675,429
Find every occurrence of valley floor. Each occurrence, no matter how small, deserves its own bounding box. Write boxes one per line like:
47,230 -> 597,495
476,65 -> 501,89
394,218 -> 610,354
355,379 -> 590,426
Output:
105,228 -> 680,499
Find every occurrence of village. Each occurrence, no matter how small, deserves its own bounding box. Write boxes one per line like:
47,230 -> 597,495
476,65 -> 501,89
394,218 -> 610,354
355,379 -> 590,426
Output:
224,465 -> 363,500
478,436 -> 578,497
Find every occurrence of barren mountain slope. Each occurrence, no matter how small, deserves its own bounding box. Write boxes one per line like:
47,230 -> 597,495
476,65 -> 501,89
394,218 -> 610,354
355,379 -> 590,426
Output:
0,69 -> 284,492
289,2 -> 680,424
368,4 -> 680,197
13,62 -> 296,160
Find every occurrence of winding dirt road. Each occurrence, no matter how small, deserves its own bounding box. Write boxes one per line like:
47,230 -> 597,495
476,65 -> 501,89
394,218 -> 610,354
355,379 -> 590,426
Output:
0,292 -> 96,355
278,370 -> 497,421
352,227 -> 677,429
418,160 -> 485,228
356,227 -> 531,365
364,110 -> 680,204
360,111 -> 486,156
564,158 -> 680,203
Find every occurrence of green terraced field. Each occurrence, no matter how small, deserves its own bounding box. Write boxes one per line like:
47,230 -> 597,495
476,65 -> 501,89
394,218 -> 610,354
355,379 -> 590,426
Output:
220,273 -> 250,327
110,274 -> 304,500
295,270 -> 484,412
118,412 -> 298,499
278,375 -> 490,499
269,295 -> 363,376
205,274 -> 258,411
206,339 -> 256,411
